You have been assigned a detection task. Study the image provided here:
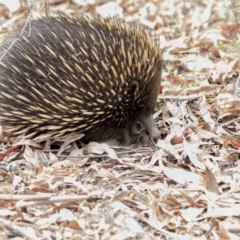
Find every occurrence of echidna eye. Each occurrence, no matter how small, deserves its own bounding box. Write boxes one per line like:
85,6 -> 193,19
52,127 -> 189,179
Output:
144,108 -> 151,116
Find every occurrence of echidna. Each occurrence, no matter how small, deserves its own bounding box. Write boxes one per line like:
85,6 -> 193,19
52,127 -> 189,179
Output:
0,15 -> 162,144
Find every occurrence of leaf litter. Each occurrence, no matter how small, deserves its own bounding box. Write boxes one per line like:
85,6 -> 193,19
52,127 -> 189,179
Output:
0,0 -> 240,239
